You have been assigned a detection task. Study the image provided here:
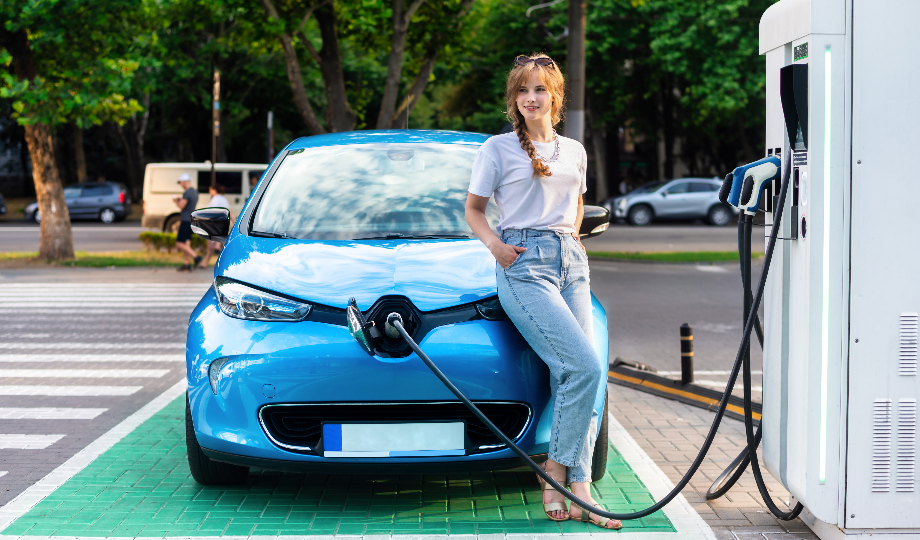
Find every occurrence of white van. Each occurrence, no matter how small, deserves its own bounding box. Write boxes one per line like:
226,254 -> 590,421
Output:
141,162 -> 267,232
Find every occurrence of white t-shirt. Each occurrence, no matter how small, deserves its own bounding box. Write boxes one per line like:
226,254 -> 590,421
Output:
468,132 -> 587,234
209,194 -> 230,209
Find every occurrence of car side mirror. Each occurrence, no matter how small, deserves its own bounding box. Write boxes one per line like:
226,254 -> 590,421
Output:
191,208 -> 230,243
579,205 -> 610,239
661,191 -> 668,197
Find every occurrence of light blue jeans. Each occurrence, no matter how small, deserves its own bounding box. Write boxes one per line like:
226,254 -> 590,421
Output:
497,228 -> 603,483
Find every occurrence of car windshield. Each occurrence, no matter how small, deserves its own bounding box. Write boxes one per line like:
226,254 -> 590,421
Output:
631,181 -> 667,195
251,143 -> 499,240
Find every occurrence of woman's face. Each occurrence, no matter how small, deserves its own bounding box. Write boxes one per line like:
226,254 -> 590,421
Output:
516,69 -> 553,123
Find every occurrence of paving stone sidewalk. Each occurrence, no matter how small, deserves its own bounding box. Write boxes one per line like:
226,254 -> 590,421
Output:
609,382 -> 817,540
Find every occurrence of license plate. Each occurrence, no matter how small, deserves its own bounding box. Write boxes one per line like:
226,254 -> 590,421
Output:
322,422 -> 465,457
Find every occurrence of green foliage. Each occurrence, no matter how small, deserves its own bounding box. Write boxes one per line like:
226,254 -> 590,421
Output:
0,0 -> 147,128
139,231 -> 204,252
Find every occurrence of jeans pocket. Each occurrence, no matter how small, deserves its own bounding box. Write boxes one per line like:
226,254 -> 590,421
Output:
503,239 -> 527,270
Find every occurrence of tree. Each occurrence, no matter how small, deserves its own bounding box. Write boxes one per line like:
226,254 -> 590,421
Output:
1,0 -> 143,260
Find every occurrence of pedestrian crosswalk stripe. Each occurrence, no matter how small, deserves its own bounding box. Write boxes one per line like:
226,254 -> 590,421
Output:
0,408 -> 107,420
0,343 -> 182,350
0,369 -> 168,378
0,471 -> 6,478
0,386 -> 142,396
0,434 -> 64,449
0,354 -> 183,363
0,303 -> 200,308
0,309 -> 194,314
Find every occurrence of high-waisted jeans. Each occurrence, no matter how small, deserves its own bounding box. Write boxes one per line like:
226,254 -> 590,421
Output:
496,228 -> 603,483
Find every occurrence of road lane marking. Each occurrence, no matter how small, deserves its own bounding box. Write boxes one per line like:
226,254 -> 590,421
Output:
609,370 -> 762,421
657,370 -> 763,375
0,369 -> 168,378
0,343 -> 183,350
0,408 -> 107,420
0,472 -> 5,478
694,380 -> 763,392
0,386 -> 142,396
695,265 -> 728,273
0,354 -> 183,363
608,410 -> 716,539
0,435 -> 64,449
0,381 -> 185,530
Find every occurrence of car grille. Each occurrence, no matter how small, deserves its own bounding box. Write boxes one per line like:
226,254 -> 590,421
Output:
259,402 -> 532,455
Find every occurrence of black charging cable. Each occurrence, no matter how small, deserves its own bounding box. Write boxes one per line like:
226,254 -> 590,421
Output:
389,155 -> 801,521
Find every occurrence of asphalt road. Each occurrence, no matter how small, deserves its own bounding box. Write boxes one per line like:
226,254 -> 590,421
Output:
0,223 -> 155,252
0,221 -> 765,253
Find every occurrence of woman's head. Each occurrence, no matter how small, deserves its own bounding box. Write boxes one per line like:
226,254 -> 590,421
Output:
210,184 -> 225,196
505,54 -> 566,177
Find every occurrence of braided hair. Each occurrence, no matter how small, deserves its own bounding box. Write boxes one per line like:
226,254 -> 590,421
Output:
505,53 -> 566,178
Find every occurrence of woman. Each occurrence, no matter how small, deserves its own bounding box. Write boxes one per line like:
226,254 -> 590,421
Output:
198,184 -> 229,269
465,54 -> 619,530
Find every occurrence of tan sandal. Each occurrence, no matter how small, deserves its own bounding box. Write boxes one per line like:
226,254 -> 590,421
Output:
536,464 -> 569,522
572,502 -> 623,530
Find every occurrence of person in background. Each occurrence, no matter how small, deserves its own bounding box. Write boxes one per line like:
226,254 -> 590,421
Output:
172,173 -> 201,271
247,171 -> 261,200
198,183 -> 229,269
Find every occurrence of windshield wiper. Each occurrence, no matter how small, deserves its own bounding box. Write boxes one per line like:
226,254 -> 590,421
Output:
353,233 -> 471,240
251,230 -> 295,239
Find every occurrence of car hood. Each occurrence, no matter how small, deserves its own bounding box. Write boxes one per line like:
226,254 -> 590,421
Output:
217,236 -> 497,311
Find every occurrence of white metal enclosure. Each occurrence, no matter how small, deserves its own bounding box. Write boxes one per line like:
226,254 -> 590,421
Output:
759,0 -> 919,536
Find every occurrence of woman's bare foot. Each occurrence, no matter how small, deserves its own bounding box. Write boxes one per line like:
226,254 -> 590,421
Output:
569,482 -> 622,529
539,459 -> 569,521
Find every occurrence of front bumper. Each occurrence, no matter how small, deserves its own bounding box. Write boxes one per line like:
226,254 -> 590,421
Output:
187,288 -> 599,469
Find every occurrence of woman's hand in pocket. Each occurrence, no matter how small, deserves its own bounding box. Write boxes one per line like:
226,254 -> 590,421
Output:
490,241 -> 527,268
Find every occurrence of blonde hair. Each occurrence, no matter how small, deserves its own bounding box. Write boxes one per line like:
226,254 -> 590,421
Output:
505,53 -> 566,178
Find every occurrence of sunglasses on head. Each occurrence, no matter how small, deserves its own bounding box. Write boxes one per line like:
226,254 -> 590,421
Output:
514,55 -> 554,67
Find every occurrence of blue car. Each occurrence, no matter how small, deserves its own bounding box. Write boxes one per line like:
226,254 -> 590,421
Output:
185,130 -> 611,484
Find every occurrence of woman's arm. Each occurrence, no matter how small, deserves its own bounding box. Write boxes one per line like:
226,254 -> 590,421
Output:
465,193 -> 526,268
574,194 -> 586,252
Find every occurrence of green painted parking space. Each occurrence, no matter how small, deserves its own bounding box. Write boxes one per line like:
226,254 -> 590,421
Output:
2,396 -> 674,537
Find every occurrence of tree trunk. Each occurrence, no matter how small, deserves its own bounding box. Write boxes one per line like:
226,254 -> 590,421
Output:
390,0 -> 474,129
391,53 -> 436,129
260,0 -> 326,135
72,124 -> 87,183
586,107 -> 608,203
375,0 -> 428,129
607,123 -> 621,194
661,78 -> 675,180
1,28 -> 74,260
116,121 -> 142,201
314,3 -> 355,132
25,123 -> 75,260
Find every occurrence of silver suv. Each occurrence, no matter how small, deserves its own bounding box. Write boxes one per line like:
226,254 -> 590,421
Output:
602,178 -> 736,226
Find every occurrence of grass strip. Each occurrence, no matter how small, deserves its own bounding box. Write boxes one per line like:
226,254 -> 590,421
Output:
587,250 -> 762,263
0,251 -> 188,267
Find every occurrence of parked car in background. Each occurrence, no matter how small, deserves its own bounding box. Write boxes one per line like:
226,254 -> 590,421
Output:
24,182 -> 132,223
601,178 -> 736,226
141,163 -> 267,232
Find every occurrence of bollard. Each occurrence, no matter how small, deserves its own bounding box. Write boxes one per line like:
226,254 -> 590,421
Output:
680,323 -> 694,384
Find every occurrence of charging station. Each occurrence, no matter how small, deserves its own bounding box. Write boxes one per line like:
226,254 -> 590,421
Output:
759,0 -> 919,536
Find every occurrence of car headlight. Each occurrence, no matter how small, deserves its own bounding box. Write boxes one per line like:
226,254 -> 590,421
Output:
214,277 -> 312,321
475,297 -> 509,321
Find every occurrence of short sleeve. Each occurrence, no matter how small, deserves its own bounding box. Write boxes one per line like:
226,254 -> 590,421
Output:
468,146 -> 500,198
579,147 -> 588,194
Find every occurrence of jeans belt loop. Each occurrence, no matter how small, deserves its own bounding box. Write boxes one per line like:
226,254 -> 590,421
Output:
522,229 -> 527,242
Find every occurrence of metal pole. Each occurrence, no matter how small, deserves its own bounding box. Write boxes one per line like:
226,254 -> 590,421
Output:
680,323 -> 694,384
266,111 -> 274,163
211,70 -> 220,187
564,0 -> 586,143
